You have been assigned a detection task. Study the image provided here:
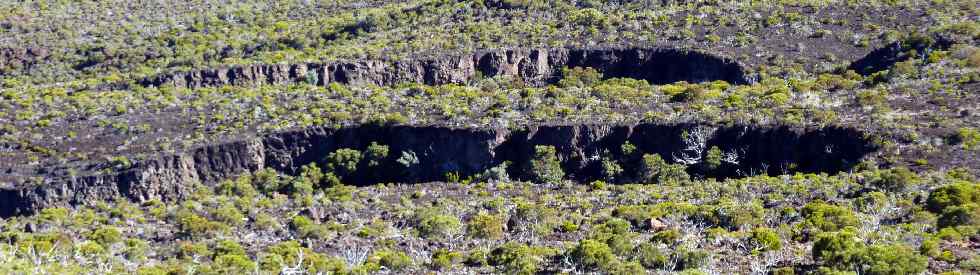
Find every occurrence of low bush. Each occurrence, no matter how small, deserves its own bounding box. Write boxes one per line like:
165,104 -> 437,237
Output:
802,202 -> 860,233
489,242 -> 546,275
859,244 -> 928,275
570,239 -> 617,271
467,213 -> 505,240
812,231 -> 863,270
417,211 -> 462,240
873,166 -> 919,192
927,182 -> 980,228
633,243 -> 667,269
431,248 -> 462,270
750,227 -> 783,251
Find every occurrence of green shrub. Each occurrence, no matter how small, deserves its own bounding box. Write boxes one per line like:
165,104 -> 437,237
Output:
214,239 -> 247,258
651,228 -> 682,244
750,227 -> 782,251
260,241 -> 346,274
612,205 -> 662,229
291,215 -> 329,239
711,199 -> 765,229
961,255 -> 980,272
558,67 -> 602,88
291,164 -> 321,193
39,207 -> 70,225
489,242 -> 543,275
464,249 -> 489,267
369,249 -> 412,271
927,183 -> 979,213
677,248 -> 710,269
89,226 -> 122,246
253,168 -> 284,194
431,248 -> 462,270
812,231 -> 863,270
326,148 -> 362,177
175,210 -> 224,238
802,202 -> 860,233
937,203 -> 979,228
859,244 -> 927,275
570,239 -> 617,271
601,158 -> 623,181
919,236 -> 940,257
212,204 -> 245,227
511,200 -> 561,236
78,241 -> 105,256
704,146 -> 723,171
633,243 -> 667,269
214,254 -> 257,273
586,218 -> 636,256
530,145 -> 563,184
608,260 -> 645,274
590,180 -> 607,190
927,182 -> 980,228
640,153 -> 689,184
954,127 -> 980,150
873,167 -> 918,192
365,142 -> 389,167
467,213 -> 505,240
418,212 -> 462,240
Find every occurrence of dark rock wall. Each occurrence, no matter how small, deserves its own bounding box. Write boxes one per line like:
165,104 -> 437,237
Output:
136,47 -> 747,89
0,123 -> 874,217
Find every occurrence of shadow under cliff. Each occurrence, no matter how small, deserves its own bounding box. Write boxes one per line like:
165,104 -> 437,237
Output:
135,47 -> 748,90
0,123 -> 876,217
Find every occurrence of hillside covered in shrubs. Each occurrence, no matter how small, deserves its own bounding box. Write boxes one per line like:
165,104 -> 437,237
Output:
1,0 -> 979,274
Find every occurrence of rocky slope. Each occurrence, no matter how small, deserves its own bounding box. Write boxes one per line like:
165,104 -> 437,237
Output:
134,47 -> 749,89
0,123 -> 875,217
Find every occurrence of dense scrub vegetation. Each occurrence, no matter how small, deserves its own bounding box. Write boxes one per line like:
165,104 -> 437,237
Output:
1,165 -> 978,273
1,0 -> 979,274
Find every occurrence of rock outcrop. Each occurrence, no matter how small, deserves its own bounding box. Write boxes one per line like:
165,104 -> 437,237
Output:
137,47 -> 748,89
0,123 -> 875,217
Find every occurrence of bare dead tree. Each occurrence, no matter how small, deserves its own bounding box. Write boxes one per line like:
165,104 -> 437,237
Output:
673,126 -> 714,165
722,148 -> 743,165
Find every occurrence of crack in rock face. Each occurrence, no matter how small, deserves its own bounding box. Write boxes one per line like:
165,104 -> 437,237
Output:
0,123 -> 876,217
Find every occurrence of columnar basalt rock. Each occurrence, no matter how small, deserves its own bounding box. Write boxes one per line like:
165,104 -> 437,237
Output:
0,123 -> 874,217
137,47 -> 748,89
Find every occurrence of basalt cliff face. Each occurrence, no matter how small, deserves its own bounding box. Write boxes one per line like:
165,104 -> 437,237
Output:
0,123 -> 875,217
136,47 -> 749,89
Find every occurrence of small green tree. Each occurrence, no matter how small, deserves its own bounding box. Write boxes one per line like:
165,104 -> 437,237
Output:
326,148 -> 362,176
530,145 -> 563,184
704,146 -> 723,171
365,142 -> 389,167
601,157 -> 623,182
640,154 -> 689,184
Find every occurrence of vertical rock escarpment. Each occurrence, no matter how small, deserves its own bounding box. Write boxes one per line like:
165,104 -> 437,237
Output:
137,47 -> 747,89
0,123 -> 874,217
